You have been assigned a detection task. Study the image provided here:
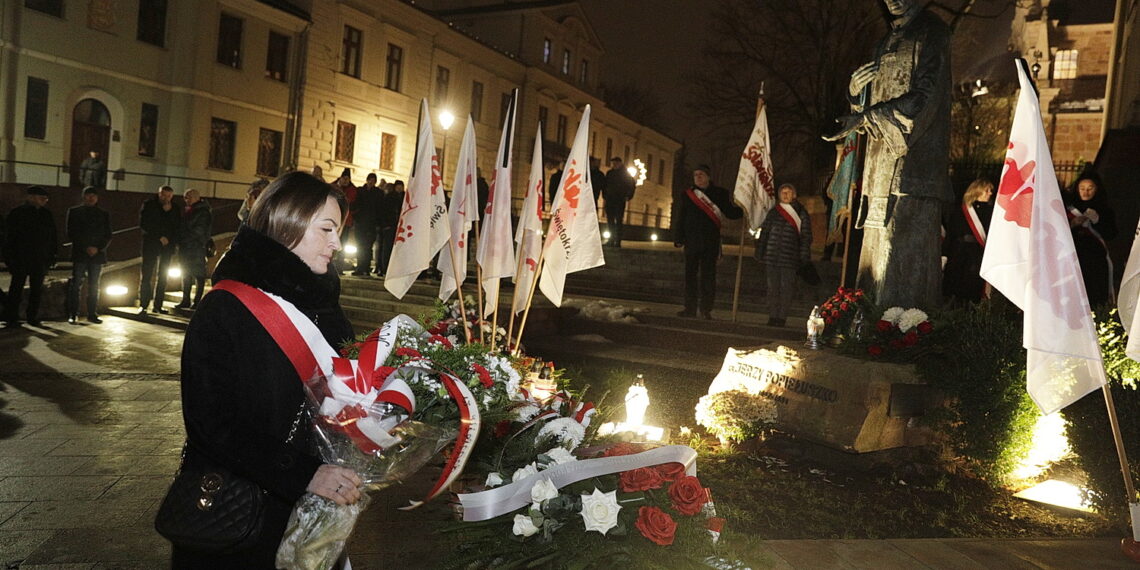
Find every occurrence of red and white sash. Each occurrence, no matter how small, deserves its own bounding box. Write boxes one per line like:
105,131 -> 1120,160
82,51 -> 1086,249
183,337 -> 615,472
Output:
964,202 -> 986,246
686,187 -> 725,228
776,203 -> 801,233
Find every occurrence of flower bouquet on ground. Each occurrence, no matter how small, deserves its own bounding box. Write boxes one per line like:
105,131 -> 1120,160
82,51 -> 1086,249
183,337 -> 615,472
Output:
863,306 -> 935,358
818,286 -> 869,340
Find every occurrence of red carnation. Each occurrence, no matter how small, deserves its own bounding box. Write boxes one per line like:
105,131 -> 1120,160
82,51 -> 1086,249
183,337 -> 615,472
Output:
868,345 -> 884,356
471,363 -> 494,388
668,476 -> 710,516
620,467 -> 664,492
395,347 -> 421,358
903,330 -> 919,346
430,334 -> 453,348
635,506 -> 677,546
371,366 -> 397,387
427,321 -> 449,335
917,321 -> 934,334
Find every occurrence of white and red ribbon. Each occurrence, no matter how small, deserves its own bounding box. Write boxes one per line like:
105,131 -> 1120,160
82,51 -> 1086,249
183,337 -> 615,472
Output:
686,187 -> 725,228
777,203 -> 801,234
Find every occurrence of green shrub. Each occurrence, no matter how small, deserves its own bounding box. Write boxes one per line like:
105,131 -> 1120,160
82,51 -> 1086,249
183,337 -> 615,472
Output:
1062,311 -> 1140,524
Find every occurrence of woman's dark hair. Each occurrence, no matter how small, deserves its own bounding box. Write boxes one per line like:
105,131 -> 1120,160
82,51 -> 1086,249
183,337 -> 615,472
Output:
246,172 -> 346,249
1072,170 -> 1109,207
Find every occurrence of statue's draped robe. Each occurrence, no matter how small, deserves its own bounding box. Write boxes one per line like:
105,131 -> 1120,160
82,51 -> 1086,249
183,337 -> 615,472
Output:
853,9 -> 952,308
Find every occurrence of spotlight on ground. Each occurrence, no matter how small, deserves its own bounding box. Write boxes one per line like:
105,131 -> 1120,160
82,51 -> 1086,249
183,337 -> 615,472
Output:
105,285 -> 129,296
1013,480 -> 1092,513
344,244 -> 358,255
167,266 -> 182,278
602,230 -> 611,240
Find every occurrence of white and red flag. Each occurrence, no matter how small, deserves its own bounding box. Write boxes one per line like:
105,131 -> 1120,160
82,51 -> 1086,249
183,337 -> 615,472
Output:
539,105 -> 604,307
979,60 -> 1106,415
734,100 -> 776,231
1119,221 -> 1140,360
439,116 -> 480,301
476,89 -> 518,317
385,99 -> 450,299
512,126 -> 545,314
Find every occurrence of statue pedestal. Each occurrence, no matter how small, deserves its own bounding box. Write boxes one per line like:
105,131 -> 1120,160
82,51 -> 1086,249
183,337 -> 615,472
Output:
706,345 -> 940,453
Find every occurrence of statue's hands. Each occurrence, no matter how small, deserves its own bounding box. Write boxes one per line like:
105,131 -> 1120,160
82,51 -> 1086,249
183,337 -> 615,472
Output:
849,62 -> 879,97
823,113 -> 866,142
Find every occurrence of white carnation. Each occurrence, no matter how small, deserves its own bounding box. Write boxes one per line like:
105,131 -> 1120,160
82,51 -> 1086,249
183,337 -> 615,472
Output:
515,404 -> 541,422
579,489 -> 621,535
530,478 -> 560,503
897,308 -> 929,332
881,306 -> 905,324
536,417 -> 586,448
541,446 -> 578,468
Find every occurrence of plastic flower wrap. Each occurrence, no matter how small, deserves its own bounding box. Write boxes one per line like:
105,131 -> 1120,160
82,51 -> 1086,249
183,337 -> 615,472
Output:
276,346 -> 456,569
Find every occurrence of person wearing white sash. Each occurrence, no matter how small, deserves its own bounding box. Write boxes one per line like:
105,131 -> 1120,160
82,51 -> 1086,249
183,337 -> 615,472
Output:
942,178 -> 993,303
757,183 -> 812,327
1067,171 -> 1117,309
168,172 -> 363,568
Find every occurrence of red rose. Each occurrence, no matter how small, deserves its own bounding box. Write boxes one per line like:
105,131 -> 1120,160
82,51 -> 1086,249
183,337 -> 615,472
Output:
668,476 -> 710,516
635,506 -> 677,546
656,462 -> 686,482
903,330 -> 919,346
602,442 -> 644,457
395,347 -> 421,358
823,302 -> 833,310
876,320 -> 893,332
917,321 -> 933,334
868,345 -> 884,356
471,363 -> 494,388
840,302 -> 849,310
430,334 -> 453,348
620,467 -> 664,492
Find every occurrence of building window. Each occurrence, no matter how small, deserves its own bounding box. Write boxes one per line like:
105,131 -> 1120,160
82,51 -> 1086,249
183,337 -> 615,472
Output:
25,0 -> 63,17
137,0 -> 167,47
257,128 -> 283,177
24,77 -> 49,140
658,158 -> 665,184
208,118 -> 236,170
341,25 -> 362,78
335,121 -> 356,163
385,44 -> 403,91
556,114 -> 567,146
1053,49 -> 1078,80
538,106 -> 548,140
470,81 -> 484,122
579,59 -> 589,85
139,103 -> 158,157
624,145 -> 630,163
605,138 -> 613,161
561,49 -> 571,75
435,66 -> 450,106
500,93 -> 512,124
647,153 -> 654,181
217,13 -> 243,69
543,38 -> 552,63
380,133 -> 397,171
266,31 -> 290,81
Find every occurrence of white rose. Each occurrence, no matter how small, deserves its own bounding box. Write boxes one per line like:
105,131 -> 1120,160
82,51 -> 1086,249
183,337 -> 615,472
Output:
541,447 -> 578,467
512,513 -> 540,537
531,478 -> 559,503
485,472 -> 504,487
579,488 -> 621,535
512,462 -> 538,482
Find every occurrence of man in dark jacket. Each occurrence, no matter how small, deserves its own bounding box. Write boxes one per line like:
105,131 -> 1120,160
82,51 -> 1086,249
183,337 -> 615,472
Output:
4,186 -> 57,327
66,187 -> 112,324
589,157 -> 607,203
757,184 -> 813,327
79,150 -> 107,189
603,157 -> 636,247
175,189 -> 212,309
377,180 -> 405,277
138,185 -> 180,314
351,173 -> 383,276
673,165 -> 743,319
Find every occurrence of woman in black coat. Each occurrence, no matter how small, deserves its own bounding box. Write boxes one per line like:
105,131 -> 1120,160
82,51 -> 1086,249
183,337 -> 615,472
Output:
170,172 -> 362,567
942,178 -> 993,303
757,183 -> 812,327
1067,172 -> 1117,309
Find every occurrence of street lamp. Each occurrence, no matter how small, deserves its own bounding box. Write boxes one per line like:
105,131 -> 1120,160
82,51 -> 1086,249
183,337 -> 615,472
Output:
439,110 -> 455,184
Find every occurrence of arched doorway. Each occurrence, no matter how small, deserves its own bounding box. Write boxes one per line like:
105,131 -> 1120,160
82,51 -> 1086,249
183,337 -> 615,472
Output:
69,99 -> 111,188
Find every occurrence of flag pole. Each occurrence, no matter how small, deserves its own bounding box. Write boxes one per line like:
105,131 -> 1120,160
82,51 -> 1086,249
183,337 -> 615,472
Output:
731,222 -> 746,322
473,220 -> 485,344
513,245 -> 548,356
490,280 -> 501,349
506,245 -> 527,350
731,95 -> 765,323
447,241 -> 472,344
1102,385 -> 1139,503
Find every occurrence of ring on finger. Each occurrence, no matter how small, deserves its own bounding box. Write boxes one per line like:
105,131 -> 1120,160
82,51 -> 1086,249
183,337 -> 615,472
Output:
335,484 -> 343,494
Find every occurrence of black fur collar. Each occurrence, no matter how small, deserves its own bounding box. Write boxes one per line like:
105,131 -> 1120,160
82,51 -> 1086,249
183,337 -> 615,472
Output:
212,225 -> 340,311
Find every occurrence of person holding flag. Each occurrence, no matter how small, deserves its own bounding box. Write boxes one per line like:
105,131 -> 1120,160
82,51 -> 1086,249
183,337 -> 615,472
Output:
673,165 -> 743,320
384,100 -> 450,300
1067,171 -> 1118,309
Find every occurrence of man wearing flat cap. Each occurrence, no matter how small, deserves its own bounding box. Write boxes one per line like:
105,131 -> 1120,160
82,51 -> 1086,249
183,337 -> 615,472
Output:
4,186 -> 57,327
673,165 -> 743,319
66,187 -> 112,324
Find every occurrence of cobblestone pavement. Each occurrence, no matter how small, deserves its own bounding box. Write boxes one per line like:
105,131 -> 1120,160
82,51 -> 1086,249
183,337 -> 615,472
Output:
0,316 -> 1135,568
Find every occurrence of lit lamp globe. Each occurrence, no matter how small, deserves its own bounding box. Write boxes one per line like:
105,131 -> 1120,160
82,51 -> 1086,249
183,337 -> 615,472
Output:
439,110 -> 455,131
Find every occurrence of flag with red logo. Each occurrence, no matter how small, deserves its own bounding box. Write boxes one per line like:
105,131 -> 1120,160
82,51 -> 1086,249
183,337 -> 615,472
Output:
733,100 -> 776,232
979,60 -> 1106,414
439,116 -> 480,301
476,89 -> 518,317
513,126 -> 545,314
1118,221 -> 1140,360
385,100 -> 450,299
539,105 -> 604,307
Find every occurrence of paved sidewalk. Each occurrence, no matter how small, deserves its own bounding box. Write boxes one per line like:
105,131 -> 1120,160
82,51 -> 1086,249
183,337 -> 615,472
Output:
0,317 -> 1134,568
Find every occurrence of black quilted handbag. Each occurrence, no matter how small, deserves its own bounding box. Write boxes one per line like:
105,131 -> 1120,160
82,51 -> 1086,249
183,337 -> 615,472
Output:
154,444 -> 267,553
